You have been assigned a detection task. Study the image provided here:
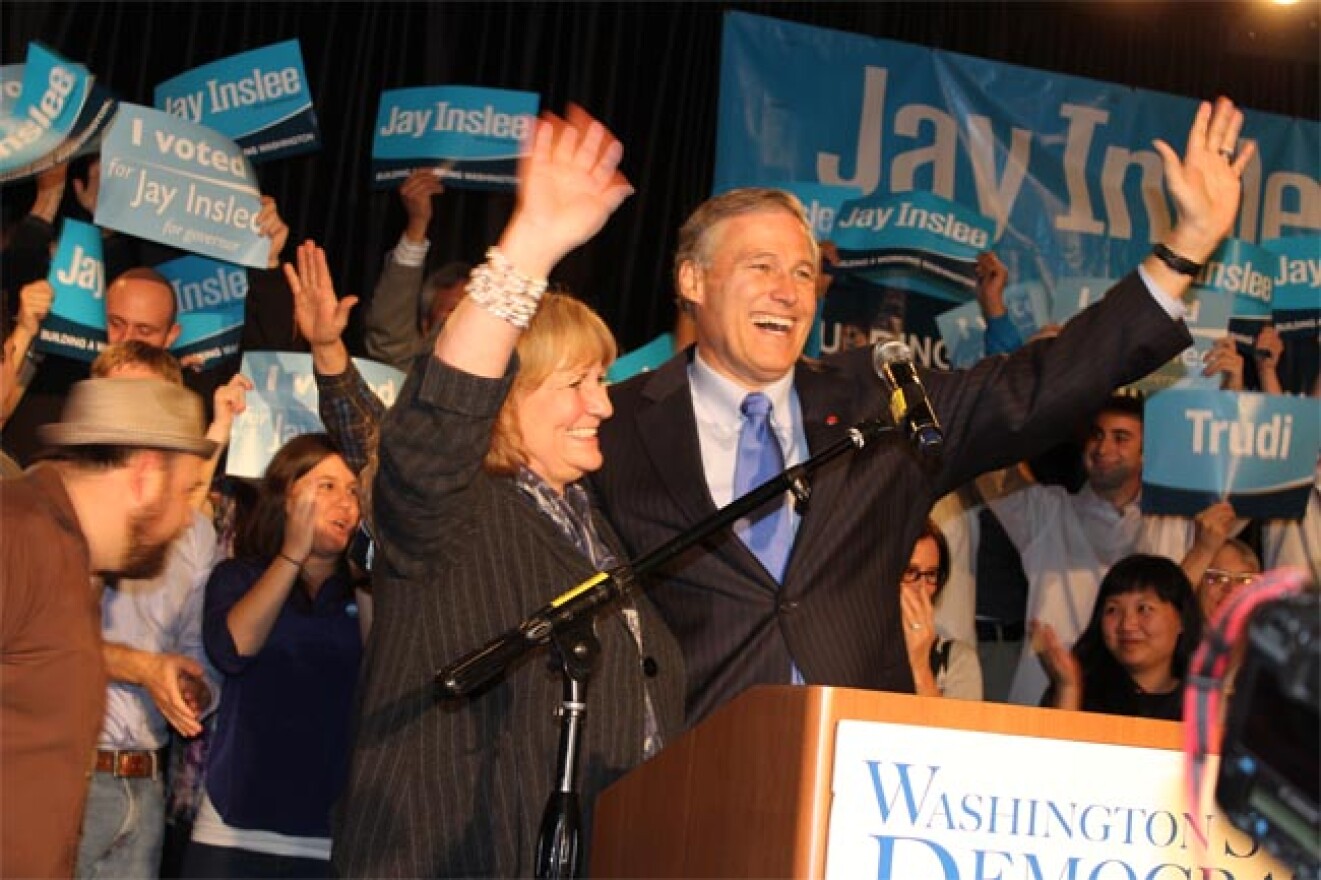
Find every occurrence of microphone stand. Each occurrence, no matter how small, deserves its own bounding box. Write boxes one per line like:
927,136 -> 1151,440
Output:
435,415 -> 896,878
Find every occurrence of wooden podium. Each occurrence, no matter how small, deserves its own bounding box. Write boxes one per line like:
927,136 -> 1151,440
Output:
590,685 -> 1187,877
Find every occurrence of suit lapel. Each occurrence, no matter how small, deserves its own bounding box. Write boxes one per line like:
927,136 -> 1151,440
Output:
636,355 -> 719,527
783,358 -> 866,583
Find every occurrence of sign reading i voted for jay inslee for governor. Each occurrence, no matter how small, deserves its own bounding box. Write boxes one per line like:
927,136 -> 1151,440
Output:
1142,388 -> 1319,520
95,103 -> 271,269
371,85 -> 539,191
153,40 -> 319,163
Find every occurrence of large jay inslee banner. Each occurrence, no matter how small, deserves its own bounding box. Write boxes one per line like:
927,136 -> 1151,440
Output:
715,12 -> 1320,369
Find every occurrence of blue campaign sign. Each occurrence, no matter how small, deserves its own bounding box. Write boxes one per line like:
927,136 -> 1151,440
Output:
1129,286 -> 1235,397
96,104 -> 269,268
154,40 -> 319,163
832,190 -> 996,302
1264,235 -> 1321,312
155,254 -> 248,370
1261,234 -> 1320,395
935,280 -> 1048,369
227,351 -> 405,478
36,218 -> 106,362
753,181 -> 862,239
1194,238 -> 1276,317
1050,276 -> 1117,325
0,65 -> 23,115
370,85 -> 538,190
0,43 -> 93,176
716,12 -> 1319,325
1143,389 -> 1320,518
607,333 -> 676,384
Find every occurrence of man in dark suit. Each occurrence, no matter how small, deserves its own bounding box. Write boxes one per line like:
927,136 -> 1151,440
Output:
592,97 -> 1254,726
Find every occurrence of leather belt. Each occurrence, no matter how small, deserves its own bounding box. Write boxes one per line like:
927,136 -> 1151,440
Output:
94,748 -> 162,779
975,619 -> 1026,643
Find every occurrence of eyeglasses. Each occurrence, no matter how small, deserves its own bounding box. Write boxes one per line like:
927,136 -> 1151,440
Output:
901,567 -> 941,586
1201,568 -> 1258,589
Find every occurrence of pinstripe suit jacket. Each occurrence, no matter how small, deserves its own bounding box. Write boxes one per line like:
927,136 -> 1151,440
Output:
331,358 -> 685,878
591,272 -> 1191,725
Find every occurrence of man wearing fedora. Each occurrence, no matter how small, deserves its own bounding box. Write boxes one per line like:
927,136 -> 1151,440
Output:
0,377 -> 216,879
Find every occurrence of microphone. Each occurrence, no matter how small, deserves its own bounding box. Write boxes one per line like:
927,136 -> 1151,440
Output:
873,340 -> 944,459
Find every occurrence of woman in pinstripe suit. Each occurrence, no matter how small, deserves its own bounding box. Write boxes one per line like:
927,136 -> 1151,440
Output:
332,108 -> 685,877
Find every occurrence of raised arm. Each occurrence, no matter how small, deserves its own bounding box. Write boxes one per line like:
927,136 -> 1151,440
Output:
432,105 -> 633,378
1,280 -> 53,425
364,170 -> 442,371
1144,97 -> 1254,299
284,241 -> 383,475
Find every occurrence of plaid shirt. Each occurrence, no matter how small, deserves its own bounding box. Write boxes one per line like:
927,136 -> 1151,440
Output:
315,360 -> 385,477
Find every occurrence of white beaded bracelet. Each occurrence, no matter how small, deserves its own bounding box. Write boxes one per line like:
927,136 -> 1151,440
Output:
465,247 -> 549,330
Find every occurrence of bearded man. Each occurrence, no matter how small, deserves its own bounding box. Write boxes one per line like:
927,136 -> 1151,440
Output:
0,377 -> 215,878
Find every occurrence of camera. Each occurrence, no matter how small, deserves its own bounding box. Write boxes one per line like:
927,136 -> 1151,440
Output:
1216,591 -> 1319,879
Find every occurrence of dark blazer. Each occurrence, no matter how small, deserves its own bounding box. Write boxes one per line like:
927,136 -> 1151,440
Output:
332,358 -> 685,878
591,272 -> 1191,725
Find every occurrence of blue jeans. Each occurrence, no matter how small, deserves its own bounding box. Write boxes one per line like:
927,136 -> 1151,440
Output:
76,774 -> 166,879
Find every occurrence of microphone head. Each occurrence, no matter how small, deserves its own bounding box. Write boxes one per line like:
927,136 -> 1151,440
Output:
873,339 -> 914,375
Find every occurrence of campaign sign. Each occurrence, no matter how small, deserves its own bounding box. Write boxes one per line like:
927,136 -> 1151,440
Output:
0,43 -> 93,177
156,254 -> 248,370
370,85 -> 538,190
1128,285 -> 1235,397
154,40 -> 319,163
1049,276 -> 1118,325
1194,237 -> 1275,318
715,11 -> 1319,347
936,281 -> 1050,369
832,190 -> 995,302
607,332 -> 675,384
36,218 -> 107,362
227,351 -> 405,478
96,104 -> 269,268
0,65 -> 23,115
758,180 -> 862,239
1262,234 -> 1320,395
1142,388 -> 1320,518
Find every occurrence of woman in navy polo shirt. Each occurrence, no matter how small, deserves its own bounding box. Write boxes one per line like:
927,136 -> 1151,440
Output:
184,433 -> 365,879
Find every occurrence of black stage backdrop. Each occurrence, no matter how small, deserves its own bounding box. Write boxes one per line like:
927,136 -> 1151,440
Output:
4,1 -> 1317,355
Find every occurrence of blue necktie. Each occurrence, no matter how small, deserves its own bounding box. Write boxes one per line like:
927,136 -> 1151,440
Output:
732,392 -> 792,581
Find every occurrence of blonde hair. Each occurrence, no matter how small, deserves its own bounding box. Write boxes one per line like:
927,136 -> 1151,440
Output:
91,340 -> 184,386
484,292 -> 617,475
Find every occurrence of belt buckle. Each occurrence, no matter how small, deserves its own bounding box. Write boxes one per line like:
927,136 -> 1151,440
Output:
108,749 -> 156,779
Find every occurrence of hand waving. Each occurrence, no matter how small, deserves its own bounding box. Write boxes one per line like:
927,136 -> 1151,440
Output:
284,240 -> 358,348
1153,97 -> 1256,263
499,105 -> 634,279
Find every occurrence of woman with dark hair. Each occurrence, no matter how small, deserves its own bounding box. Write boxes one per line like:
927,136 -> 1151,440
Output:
184,432 -> 365,878
1034,553 -> 1202,721
900,519 -> 983,700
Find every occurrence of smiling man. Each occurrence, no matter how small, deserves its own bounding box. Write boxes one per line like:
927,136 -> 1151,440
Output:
592,97 -> 1255,726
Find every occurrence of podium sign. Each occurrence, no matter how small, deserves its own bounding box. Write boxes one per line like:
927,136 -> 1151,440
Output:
827,719 -> 1284,879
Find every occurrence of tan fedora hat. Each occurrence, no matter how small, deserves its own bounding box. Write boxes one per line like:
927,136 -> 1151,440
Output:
39,377 -> 218,458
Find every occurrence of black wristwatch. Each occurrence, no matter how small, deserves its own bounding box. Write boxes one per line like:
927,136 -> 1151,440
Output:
1151,242 -> 1204,277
